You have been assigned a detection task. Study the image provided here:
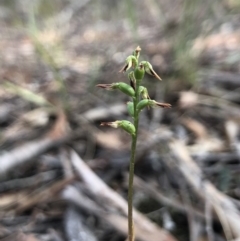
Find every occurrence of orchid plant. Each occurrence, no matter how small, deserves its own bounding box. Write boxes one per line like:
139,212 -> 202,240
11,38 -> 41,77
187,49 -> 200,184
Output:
97,46 -> 171,241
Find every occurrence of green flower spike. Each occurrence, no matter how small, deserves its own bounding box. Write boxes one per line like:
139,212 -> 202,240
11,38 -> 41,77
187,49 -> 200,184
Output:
141,61 -> 162,80
97,82 -> 135,97
98,47 -> 172,241
100,120 -> 136,136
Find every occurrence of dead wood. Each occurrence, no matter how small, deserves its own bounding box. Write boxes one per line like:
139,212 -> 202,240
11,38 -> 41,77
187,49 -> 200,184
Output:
63,184 -> 176,241
134,176 -> 205,219
15,177 -> 74,214
0,111 -> 69,180
169,140 -> 240,239
64,206 -> 97,241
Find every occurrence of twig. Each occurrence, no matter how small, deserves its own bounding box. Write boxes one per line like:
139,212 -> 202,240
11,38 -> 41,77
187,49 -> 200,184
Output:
0,170 -> 58,193
205,196 -> 214,241
134,176 -> 205,219
15,177 -> 74,214
0,111 -> 69,180
64,206 -> 97,241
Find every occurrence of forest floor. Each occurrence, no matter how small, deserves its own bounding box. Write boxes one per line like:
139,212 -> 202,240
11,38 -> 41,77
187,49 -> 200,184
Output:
1,1 -> 240,241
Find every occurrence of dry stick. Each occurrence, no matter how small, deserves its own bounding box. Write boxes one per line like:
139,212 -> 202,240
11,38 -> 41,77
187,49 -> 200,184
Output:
65,205 -> 97,241
15,177 -> 74,214
0,170 -> 58,192
169,140 -> 240,239
178,180 -> 198,241
0,138 -> 53,176
70,150 -> 178,241
205,196 -> 214,241
63,185 -> 136,240
0,111 -> 69,179
134,176 -> 205,219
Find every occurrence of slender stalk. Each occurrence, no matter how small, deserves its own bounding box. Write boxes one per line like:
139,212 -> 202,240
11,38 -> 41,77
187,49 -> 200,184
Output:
98,46 -> 169,241
128,80 -> 140,241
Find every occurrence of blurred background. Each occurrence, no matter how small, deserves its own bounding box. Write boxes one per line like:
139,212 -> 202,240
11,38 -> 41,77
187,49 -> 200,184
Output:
1,0 -> 240,241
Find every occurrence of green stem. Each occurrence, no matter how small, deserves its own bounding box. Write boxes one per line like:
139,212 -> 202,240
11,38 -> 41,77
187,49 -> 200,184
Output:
128,80 -> 140,241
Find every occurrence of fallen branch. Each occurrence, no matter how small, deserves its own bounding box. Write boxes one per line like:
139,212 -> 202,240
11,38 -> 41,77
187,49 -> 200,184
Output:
0,111 -> 69,180
134,176 -> 205,219
169,140 -> 240,240
15,177 -> 74,214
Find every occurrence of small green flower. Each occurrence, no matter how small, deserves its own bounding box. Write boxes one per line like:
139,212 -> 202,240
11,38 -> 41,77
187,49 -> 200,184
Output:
97,82 -> 135,97
141,61 -> 162,80
119,55 -> 137,72
100,120 -> 136,136
138,86 -> 150,99
137,99 -> 171,112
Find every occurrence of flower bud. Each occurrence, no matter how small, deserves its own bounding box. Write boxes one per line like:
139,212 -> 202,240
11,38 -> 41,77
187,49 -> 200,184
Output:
115,82 -> 135,97
142,61 -> 162,80
134,62 -> 145,81
100,120 -> 135,136
127,101 -> 134,117
119,55 -> 137,72
132,46 -> 141,60
118,120 -> 136,136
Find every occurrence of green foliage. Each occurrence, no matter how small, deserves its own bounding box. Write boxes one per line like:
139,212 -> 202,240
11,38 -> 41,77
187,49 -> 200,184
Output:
2,81 -> 52,107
